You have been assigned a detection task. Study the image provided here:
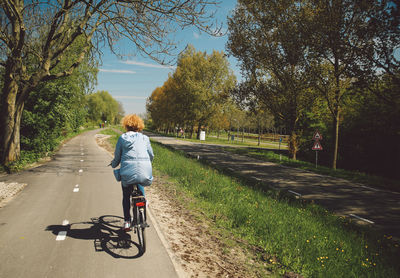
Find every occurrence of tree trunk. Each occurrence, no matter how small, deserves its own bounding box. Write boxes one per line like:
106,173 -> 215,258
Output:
332,110 -> 340,170
0,81 -> 24,165
288,131 -> 299,160
196,122 -> 202,139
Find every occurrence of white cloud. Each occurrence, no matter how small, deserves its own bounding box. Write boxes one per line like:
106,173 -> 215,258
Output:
114,96 -> 148,100
121,60 -> 175,69
99,69 -> 136,74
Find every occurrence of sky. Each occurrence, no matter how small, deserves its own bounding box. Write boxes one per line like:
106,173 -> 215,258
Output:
94,1 -> 241,116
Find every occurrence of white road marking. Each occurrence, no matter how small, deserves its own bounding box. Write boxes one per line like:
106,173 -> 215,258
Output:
81,153 -> 84,155
75,184 -> 79,187
78,169 -> 83,173
73,188 -> 79,192
360,185 -> 379,192
62,220 -> 69,226
349,214 -> 375,224
56,231 -> 67,241
288,190 -> 302,197
80,159 -> 84,162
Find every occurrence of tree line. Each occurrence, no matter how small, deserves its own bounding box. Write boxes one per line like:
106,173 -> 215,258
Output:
147,0 -> 399,179
0,0 -> 220,166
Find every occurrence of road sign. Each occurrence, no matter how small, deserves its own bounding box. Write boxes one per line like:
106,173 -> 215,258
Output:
312,140 -> 323,150
313,130 -> 323,140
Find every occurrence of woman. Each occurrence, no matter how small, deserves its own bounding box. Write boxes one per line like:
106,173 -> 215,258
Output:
111,114 -> 154,231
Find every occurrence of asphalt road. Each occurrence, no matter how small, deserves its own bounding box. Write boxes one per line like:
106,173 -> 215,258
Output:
0,130 -> 178,278
149,134 -> 400,240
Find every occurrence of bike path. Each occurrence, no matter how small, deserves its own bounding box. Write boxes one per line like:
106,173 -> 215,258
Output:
148,134 -> 400,240
0,130 -> 179,278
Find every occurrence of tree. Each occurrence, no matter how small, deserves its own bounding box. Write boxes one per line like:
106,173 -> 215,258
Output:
172,45 -> 236,138
227,0 -> 315,159
86,90 -> 123,124
147,45 -> 236,138
0,0 -> 220,165
302,0 -> 384,169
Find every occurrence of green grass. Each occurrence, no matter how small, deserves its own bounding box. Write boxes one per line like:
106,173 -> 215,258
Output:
150,130 -> 288,150
150,141 -> 399,277
104,129 -> 400,277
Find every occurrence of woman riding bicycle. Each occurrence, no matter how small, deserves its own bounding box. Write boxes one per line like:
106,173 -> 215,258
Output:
111,114 -> 154,231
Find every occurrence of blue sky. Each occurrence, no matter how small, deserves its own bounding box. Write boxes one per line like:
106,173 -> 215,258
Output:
94,1 -> 240,116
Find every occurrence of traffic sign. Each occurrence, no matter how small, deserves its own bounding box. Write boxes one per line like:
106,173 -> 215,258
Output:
313,130 -> 323,140
312,141 -> 323,150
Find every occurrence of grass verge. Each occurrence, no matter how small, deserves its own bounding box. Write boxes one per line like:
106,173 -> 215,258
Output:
105,129 -> 400,277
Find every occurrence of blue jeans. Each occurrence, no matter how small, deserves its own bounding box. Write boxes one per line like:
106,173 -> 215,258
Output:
121,183 -> 145,222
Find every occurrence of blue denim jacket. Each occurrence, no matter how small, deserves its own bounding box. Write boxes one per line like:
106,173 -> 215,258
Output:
111,132 -> 154,187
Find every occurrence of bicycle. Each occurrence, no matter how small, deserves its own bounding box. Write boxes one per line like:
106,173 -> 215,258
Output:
130,184 -> 148,253
108,163 -> 149,254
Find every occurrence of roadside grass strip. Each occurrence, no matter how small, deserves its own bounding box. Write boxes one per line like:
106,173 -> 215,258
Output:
104,129 -> 399,277
151,141 -> 400,278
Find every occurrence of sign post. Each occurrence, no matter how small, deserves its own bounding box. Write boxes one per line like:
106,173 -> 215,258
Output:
279,137 -> 282,162
312,131 -> 323,168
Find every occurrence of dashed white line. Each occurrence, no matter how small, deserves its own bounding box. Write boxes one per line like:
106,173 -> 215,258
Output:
360,185 -> 379,192
80,160 -> 84,162
349,214 -> 375,224
78,169 -> 83,173
73,188 -> 79,192
75,184 -> 79,187
56,231 -> 67,241
62,220 -> 69,226
288,190 -> 302,197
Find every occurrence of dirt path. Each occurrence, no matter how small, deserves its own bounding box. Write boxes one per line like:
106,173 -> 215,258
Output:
95,134 -> 263,278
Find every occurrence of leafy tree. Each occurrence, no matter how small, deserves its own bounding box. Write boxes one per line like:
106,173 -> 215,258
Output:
147,45 -> 236,139
86,90 -> 122,125
0,0 -> 220,165
227,0 -> 315,159
172,45 -> 236,138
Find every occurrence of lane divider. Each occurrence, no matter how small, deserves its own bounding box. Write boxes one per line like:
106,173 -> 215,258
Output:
73,184 -> 79,192
56,220 -> 69,241
288,190 -> 302,197
349,214 -> 375,224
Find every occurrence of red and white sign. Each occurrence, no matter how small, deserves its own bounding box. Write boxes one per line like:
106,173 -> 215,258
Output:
313,130 -> 323,140
312,141 -> 323,150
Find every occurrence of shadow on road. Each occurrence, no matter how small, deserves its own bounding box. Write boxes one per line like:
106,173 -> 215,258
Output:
46,215 -> 142,259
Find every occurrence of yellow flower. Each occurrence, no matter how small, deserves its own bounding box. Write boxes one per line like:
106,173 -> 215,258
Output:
365,245 -> 368,248
306,240 -> 310,243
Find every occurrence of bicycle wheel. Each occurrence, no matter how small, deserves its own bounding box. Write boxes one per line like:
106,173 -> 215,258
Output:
136,207 -> 146,253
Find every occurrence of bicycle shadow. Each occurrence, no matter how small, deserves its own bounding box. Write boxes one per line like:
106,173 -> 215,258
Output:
46,215 -> 143,258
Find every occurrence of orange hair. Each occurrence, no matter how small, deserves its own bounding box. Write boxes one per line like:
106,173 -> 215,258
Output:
122,114 -> 144,132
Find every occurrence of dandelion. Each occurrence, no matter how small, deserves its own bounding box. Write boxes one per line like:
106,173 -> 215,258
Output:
306,240 -> 310,243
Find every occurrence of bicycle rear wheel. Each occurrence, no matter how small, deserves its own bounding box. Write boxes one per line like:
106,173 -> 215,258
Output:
136,208 -> 146,253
